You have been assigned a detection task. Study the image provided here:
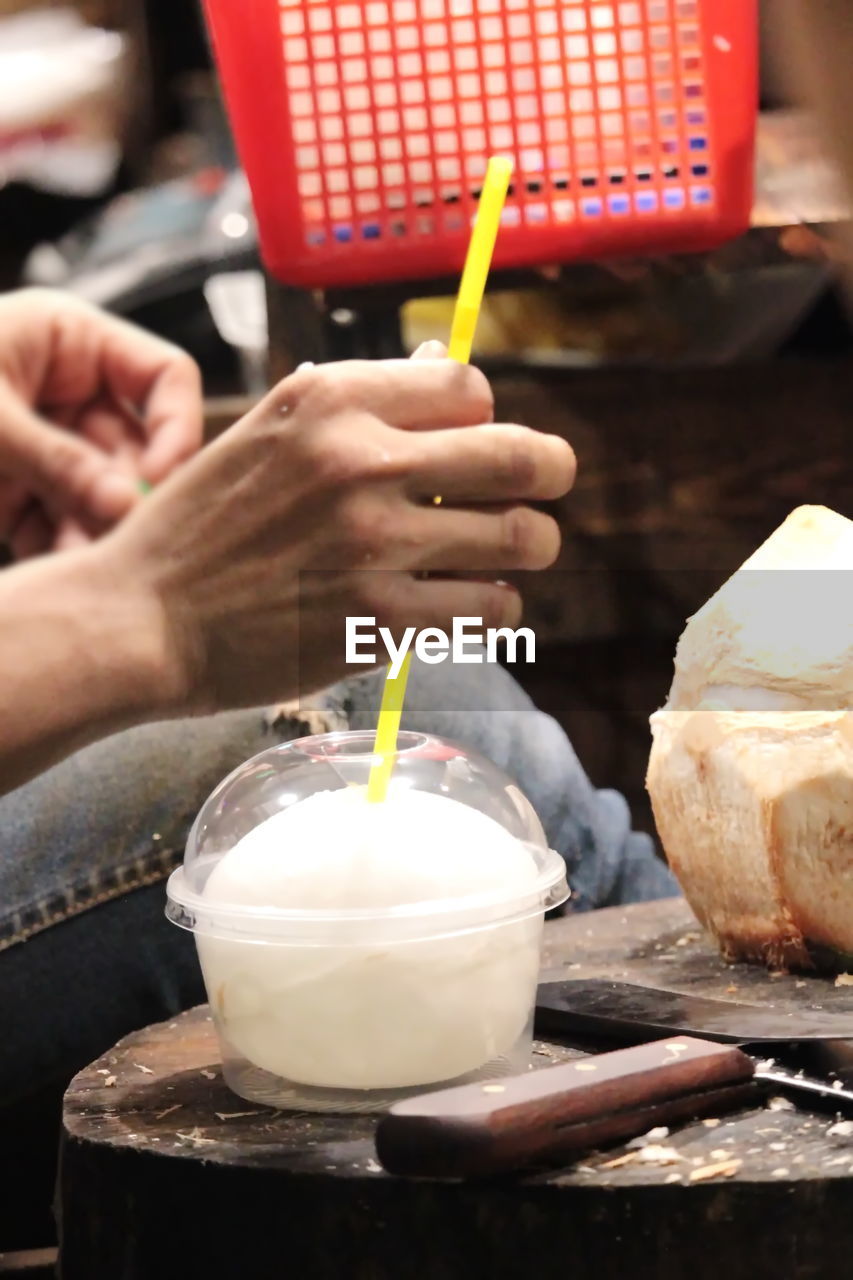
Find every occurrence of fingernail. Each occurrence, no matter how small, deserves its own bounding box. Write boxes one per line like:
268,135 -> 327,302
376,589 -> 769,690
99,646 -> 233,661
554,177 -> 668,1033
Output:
411,340 -> 447,360
91,472 -> 139,521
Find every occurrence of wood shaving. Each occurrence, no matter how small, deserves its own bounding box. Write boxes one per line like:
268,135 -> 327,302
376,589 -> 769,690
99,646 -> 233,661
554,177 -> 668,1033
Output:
725,985 -> 738,995
200,1069 -> 216,1080
214,1111 -> 262,1121
665,1173 -> 683,1184
702,1118 -> 721,1128
155,1104 -> 182,1121
688,1159 -> 742,1183
176,1128 -> 217,1146
828,1120 -> 853,1137
599,1152 -> 640,1170
710,1148 -> 731,1160
835,973 -> 853,987
104,1075 -> 117,1088
767,1097 -> 795,1112
134,1063 -> 154,1075
96,1068 -> 111,1076
771,1168 -> 789,1178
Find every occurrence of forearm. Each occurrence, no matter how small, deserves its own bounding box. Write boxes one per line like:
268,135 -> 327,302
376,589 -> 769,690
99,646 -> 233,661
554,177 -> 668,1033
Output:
0,547 -> 175,794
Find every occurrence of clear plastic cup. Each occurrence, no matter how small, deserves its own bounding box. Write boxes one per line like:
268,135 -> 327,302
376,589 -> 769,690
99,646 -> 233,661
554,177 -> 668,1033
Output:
166,731 -> 569,1112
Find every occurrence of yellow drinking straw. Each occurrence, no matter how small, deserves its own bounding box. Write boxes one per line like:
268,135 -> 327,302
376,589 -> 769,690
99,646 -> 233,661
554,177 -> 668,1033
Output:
366,155 -> 513,804
447,155 -> 513,363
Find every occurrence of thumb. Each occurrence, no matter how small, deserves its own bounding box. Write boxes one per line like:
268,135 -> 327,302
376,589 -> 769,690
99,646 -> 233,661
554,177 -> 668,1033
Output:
0,399 -> 139,527
410,340 -> 448,361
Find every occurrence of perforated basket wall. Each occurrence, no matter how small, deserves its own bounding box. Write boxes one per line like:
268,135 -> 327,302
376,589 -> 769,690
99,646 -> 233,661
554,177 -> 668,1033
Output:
202,0 -> 758,288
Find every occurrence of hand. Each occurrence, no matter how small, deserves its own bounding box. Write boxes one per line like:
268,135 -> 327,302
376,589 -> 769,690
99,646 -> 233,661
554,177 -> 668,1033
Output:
104,357 -> 576,712
0,288 -> 203,559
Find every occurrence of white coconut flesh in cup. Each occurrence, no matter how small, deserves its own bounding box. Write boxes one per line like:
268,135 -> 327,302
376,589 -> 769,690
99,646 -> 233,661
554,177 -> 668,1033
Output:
197,786 -> 544,1090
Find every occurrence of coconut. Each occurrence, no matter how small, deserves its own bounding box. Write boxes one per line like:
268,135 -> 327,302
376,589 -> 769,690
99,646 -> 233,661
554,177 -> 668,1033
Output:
647,505 -> 853,970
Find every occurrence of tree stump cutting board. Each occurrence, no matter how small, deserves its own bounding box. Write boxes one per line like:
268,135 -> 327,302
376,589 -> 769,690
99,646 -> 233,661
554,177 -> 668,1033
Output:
59,898 -> 853,1280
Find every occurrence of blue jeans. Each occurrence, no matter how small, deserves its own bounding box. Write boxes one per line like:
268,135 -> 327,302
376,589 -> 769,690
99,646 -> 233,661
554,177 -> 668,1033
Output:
0,659 -> 677,1106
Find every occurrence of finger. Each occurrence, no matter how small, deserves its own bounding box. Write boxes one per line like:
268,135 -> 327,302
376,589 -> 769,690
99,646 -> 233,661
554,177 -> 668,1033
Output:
76,398 -> 143,460
366,570 -> 523,635
17,295 -> 204,484
289,358 -> 495,431
9,505 -> 53,560
0,397 -> 139,527
0,479 -> 30,541
96,318 -> 204,479
404,504 -> 562,572
407,424 -> 576,503
53,516 -> 93,553
136,363 -> 204,484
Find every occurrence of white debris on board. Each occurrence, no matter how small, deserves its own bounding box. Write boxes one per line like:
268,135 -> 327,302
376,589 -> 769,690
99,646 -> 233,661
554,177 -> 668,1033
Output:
828,1121 -> 853,1138
134,1063 -> 154,1075
702,1118 -> 721,1129
104,1075 -> 117,1088
771,1168 -> 790,1178
214,1111 -> 262,1121
768,1096 -> 796,1112
200,1069 -> 216,1080
636,1145 -> 682,1165
155,1105 -> 182,1121
628,1126 -> 671,1149
834,974 -> 853,987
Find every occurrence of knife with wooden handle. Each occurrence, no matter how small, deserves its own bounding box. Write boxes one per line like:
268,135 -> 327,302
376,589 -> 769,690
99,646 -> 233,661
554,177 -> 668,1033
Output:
375,1036 -> 758,1178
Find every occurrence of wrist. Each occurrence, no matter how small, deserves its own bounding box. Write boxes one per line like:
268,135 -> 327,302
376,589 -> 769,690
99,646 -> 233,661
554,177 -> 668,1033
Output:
31,542 -> 192,732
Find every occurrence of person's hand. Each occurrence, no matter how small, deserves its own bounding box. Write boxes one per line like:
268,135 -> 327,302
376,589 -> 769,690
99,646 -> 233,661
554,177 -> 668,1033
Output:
102,357 -> 576,712
0,288 -> 203,559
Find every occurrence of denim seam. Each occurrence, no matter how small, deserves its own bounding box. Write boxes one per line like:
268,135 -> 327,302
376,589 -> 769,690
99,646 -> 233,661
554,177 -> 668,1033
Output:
0,845 -> 181,953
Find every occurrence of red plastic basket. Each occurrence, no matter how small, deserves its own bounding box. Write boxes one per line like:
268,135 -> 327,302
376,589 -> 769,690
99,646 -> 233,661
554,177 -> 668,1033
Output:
202,0 -> 758,289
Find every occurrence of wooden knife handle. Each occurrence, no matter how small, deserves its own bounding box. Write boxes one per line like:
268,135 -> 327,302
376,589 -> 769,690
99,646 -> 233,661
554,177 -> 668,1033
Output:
375,1036 -> 757,1178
